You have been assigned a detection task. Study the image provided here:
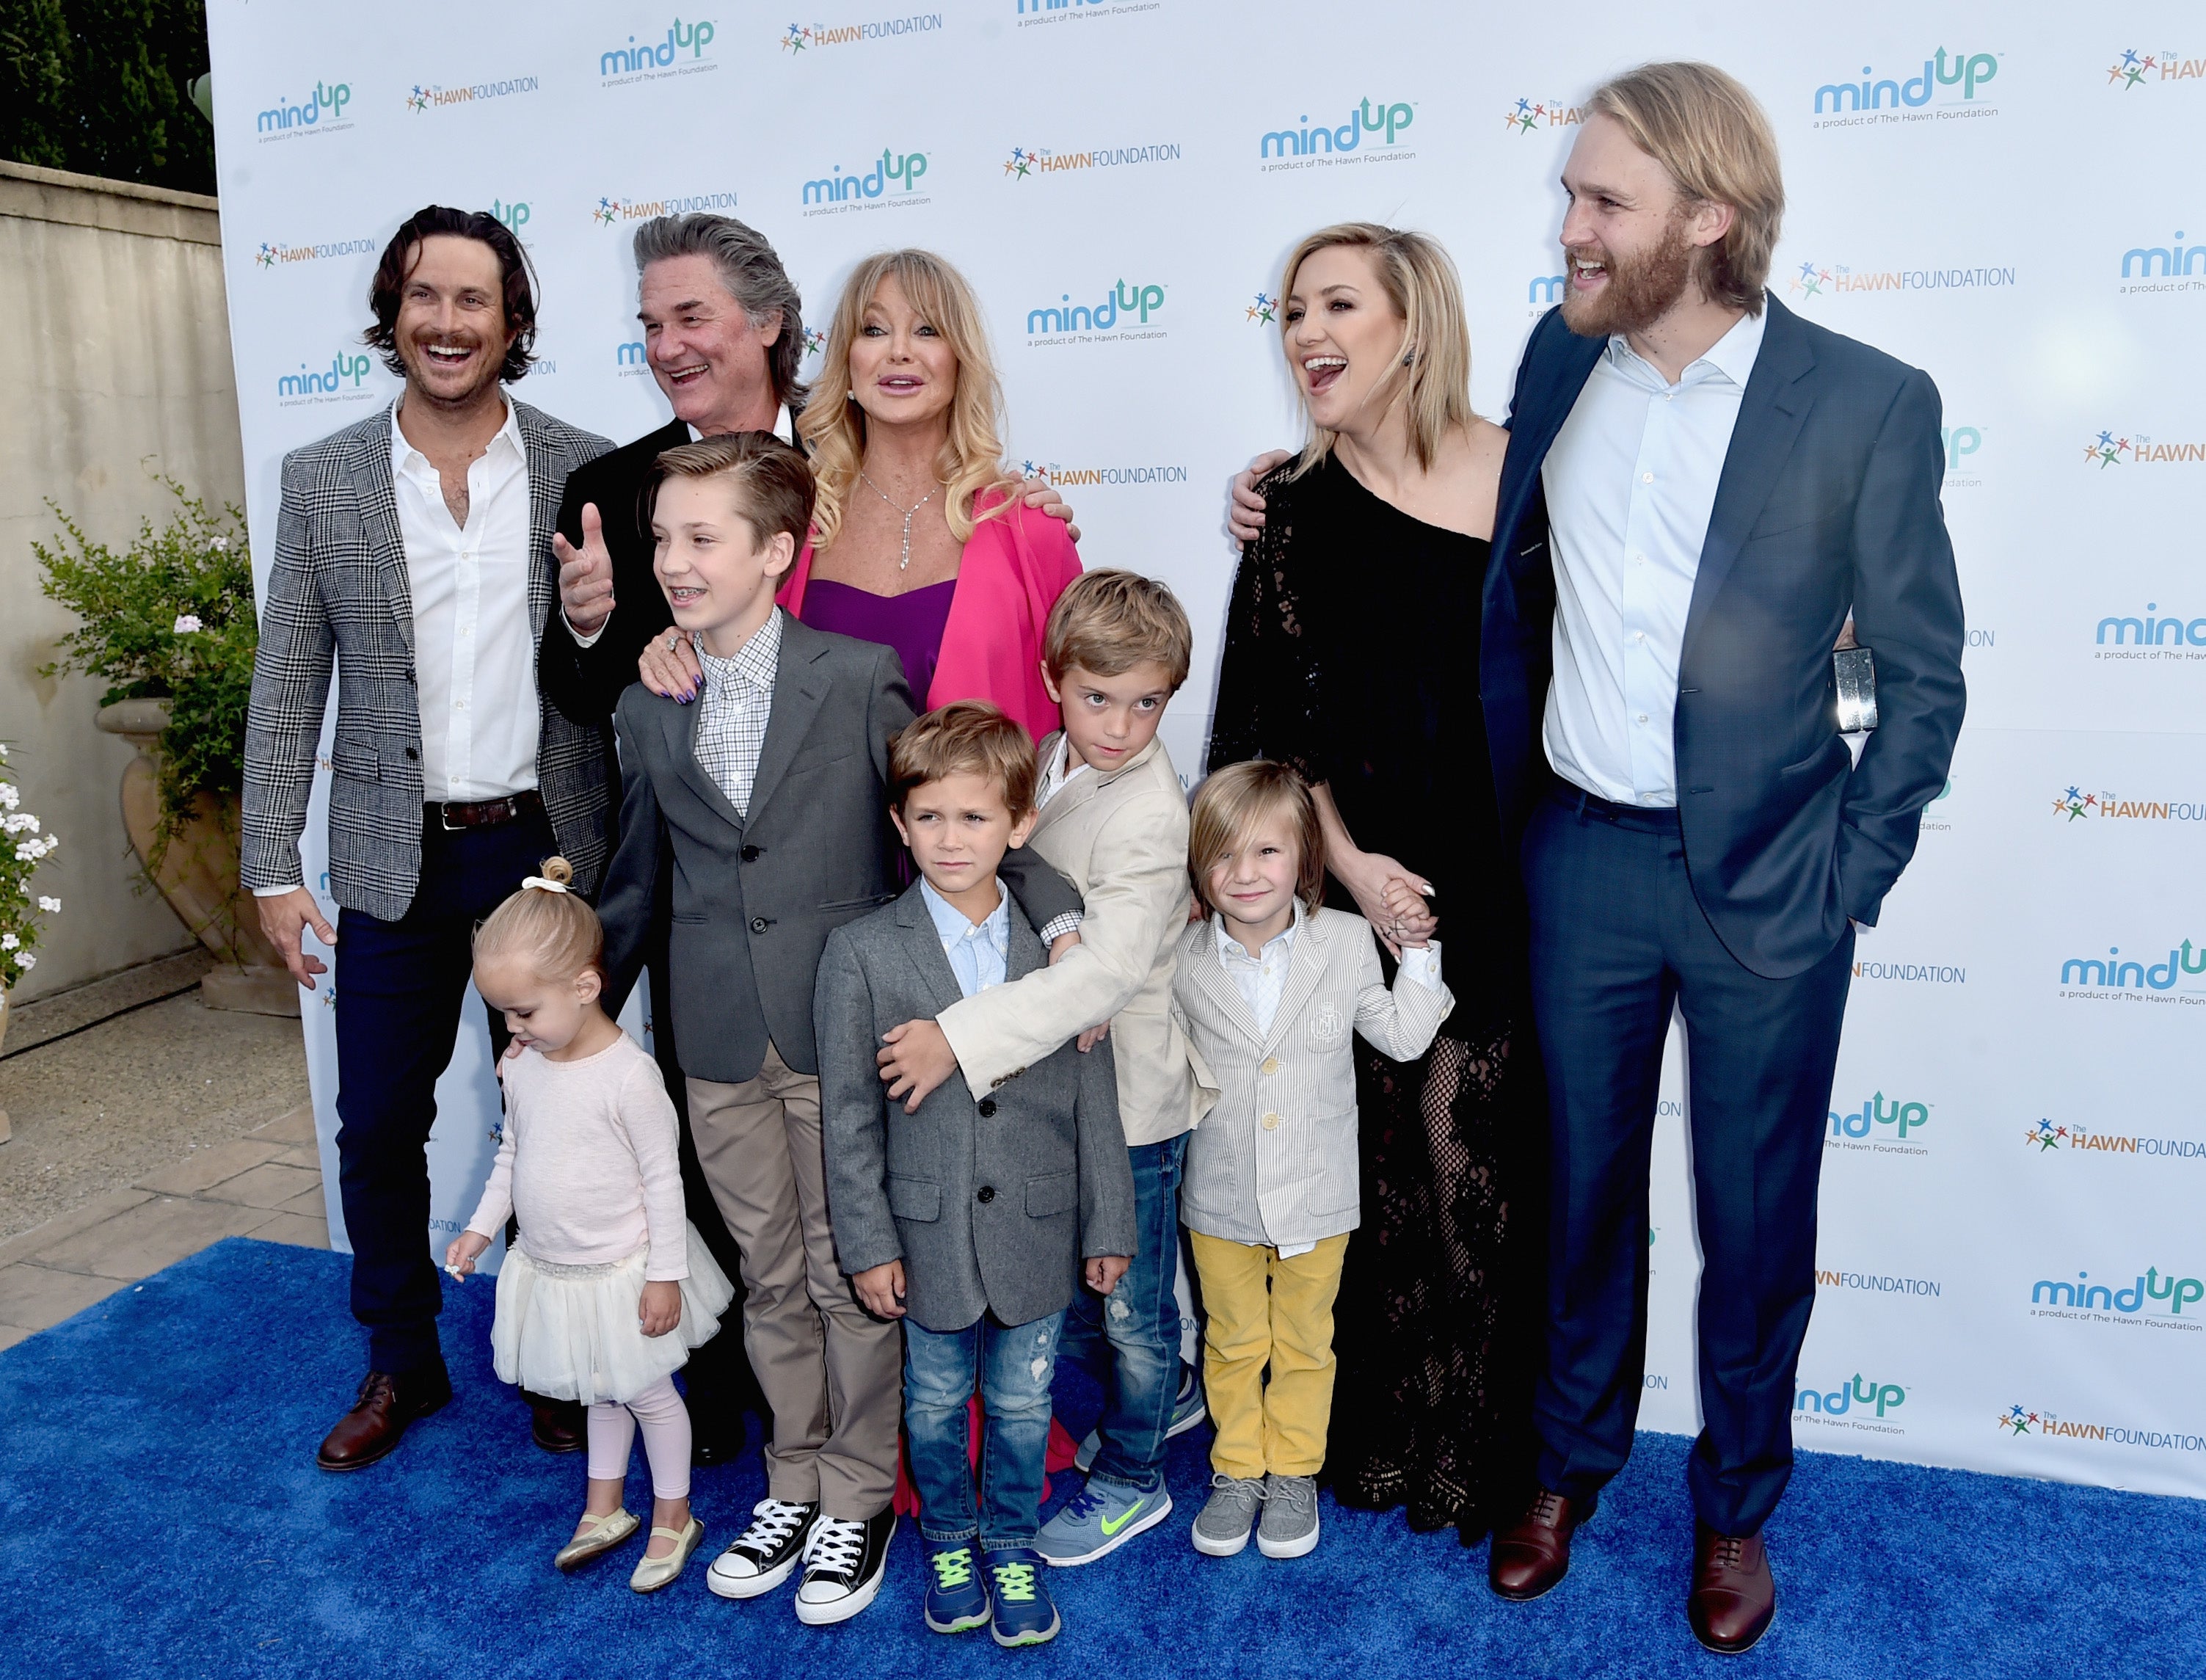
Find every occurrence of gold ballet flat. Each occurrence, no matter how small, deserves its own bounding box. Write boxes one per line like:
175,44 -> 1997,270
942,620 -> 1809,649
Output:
555,1508 -> 639,1573
630,1516 -> 705,1593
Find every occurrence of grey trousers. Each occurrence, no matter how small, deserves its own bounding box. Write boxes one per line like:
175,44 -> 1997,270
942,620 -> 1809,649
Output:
688,1044 -> 901,1519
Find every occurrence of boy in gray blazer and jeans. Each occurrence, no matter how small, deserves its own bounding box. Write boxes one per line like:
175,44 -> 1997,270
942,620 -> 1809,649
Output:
818,702 -> 1135,1648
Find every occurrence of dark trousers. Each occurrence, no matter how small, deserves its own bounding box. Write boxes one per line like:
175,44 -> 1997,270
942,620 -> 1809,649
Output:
1521,788 -> 1852,1536
332,809 -> 554,1374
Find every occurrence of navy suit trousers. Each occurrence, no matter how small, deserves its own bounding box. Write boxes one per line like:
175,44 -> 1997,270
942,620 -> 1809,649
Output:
332,808 -> 553,1374
1523,787 -> 1852,1536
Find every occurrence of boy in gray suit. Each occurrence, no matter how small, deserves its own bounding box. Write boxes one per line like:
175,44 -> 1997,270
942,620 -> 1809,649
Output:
817,702 -> 1135,1648
594,437 -> 1082,1626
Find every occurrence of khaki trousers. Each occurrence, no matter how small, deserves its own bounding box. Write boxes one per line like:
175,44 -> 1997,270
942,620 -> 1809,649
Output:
1188,1230 -> 1350,1480
688,1044 -> 900,1518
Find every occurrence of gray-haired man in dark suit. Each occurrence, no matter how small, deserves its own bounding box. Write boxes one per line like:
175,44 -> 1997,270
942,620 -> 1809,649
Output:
244,206 -> 611,1473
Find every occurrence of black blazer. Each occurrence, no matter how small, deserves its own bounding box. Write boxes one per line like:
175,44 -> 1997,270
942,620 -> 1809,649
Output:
1481,295 -> 1965,980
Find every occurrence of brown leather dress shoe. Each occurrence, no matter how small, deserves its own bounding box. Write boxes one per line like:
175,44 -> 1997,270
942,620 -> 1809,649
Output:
1488,1488 -> 1595,1601
523,1389 -> 587,1455
316,1366 -> 452,1472
1688,1523 -> 1777,1654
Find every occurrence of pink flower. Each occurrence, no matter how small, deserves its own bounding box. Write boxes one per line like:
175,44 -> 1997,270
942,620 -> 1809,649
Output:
174,614 -> 203,634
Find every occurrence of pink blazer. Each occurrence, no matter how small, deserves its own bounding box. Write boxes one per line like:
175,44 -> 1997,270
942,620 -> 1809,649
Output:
776,489 -> 1080,741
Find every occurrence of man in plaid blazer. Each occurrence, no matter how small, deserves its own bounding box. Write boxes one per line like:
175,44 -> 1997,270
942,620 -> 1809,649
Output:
244,207 -> 613,1473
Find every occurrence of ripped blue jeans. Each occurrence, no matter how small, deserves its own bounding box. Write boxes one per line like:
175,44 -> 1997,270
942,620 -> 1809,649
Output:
903,1310 -> 1063,1549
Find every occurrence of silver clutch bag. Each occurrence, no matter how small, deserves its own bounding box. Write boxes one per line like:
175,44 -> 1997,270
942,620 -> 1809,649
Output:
1833,647 -> 1878,733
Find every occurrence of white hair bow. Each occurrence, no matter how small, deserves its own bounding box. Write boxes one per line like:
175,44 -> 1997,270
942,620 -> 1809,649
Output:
521,876 -> 571,895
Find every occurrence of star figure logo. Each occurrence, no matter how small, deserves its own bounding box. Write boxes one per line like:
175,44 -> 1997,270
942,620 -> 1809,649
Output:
2053,785 -> 2092,820
782,23 -> 807,53
2000,1405 -> 2036,1435
255,242 -> 279,268
593,198 -> 620,227
802,327 -> 826,356
2086,430 -> 2128,468
1246,291 -> 1277,325
1791,262 -> 1830,299
407,86 -> 430,114
2026,1119 -> 2062,1150
1004,146 -> 1033,181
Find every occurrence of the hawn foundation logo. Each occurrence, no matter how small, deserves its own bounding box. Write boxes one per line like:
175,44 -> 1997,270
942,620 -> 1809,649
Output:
2087,426 -> 2206,465
801,327 -> 828,358
1816,1268 -> 1941,1300
1502,96 -> 1590,136
600,19 -> 718,85
1810,48 -> 2001,130
1001,142 -> 1180,182
276,351 -> 376,407
593,189 -> 740,229
1245,291 -> 1278,326
2050,784 -> 2206,823
255,236 -> 375,271
1827,1089 -> 1932,1154
801,148 -> 930,217
2024,1117 -> 2206,1161
1024,280 -> 1168,347
2000,1403 -> 2206,1455
2058,934 -> 2206,1002
1850,953 -> 1965,986
2118,231 -> 2206,296
2108,49 -> 2206,91
1788,258 -> 2016,302
1794,1374 -> 1908,1435
1259,98 -> 1416,171
1018,459 -> 1187,488
406,75 -> 539,114
255,80 -> 354,142
2030,1265 -> 2205,1326
2093,602 -> 2206,658
782,15 -> 942,53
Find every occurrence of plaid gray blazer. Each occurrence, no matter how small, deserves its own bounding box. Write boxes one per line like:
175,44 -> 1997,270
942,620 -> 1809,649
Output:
242,398 -> 614,920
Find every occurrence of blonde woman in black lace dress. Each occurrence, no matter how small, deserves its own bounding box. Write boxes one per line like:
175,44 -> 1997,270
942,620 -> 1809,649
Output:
1208,222 -> 1541,1543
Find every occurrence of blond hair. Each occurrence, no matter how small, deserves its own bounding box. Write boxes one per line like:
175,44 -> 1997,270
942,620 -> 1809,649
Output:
797,250 -> 1018,548
1590,62 -> 1785,314
1280,222 -> 1476,479
1189,760 -> 1326,918
1042,569 -> 1193,689
651,431 -> 817,548
889,699 -> 1039,818
471,857 -> 605,982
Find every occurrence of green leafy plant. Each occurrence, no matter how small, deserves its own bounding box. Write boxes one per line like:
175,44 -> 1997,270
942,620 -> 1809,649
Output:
0,744 -> 61,993
34,479 -> 254,866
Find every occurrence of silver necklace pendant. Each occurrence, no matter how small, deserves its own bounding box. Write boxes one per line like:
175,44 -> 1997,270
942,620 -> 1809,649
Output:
859,470 -> 939,571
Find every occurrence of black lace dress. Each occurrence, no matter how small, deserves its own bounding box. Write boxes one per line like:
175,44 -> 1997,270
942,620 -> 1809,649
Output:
1207,454 -> 1544,1543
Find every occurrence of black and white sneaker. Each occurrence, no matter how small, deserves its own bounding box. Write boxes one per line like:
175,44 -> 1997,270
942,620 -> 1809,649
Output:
707,1497 -> 818,1600
793,1508 -> 896,1626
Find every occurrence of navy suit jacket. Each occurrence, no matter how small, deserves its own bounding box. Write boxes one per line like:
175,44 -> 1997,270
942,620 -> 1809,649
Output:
1480,294 -> 1965,980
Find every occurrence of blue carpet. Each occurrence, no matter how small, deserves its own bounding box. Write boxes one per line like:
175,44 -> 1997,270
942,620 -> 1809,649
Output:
0,1238 -> 2197,1680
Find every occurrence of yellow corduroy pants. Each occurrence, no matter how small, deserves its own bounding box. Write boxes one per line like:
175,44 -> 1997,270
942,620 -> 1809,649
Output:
1187,1230 -> 1350,1480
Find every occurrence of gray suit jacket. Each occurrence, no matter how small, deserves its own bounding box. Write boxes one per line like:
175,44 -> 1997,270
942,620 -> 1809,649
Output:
597,614 -> 1082,1084
818,881 -> 1136,1332
242,398 -> 614,917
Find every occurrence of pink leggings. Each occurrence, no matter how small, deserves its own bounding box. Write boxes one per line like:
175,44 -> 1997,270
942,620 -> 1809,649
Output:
586,1375 -> 692,1502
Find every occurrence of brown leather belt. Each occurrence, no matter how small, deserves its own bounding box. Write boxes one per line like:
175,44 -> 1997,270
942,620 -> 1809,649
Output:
426,789 -> 545,832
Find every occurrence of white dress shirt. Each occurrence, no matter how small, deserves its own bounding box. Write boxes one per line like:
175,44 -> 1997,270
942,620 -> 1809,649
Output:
1035,735 -> 1091,810
922,877 -> 1011,998
393,399 -> 539,804
1540,307 -> 1766,807
691,609 -> 782,818
1215,905 -> 1442,1036
567,403 -> 798,647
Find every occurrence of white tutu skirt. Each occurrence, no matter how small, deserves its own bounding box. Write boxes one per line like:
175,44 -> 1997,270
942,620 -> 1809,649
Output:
489,1222 -> 735,1407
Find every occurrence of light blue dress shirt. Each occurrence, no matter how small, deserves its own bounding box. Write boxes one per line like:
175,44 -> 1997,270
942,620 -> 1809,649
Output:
920,877 -> 1011,999
1539,306 -> 1766,807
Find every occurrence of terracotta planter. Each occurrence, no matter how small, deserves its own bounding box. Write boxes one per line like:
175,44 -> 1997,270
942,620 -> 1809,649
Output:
94,699 -> 300,1017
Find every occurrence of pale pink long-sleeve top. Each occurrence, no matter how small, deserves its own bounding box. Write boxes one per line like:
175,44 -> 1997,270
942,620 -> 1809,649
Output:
462,1032 -> 689,1281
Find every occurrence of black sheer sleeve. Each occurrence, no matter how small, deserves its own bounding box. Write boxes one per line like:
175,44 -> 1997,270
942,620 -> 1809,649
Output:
1206,465 -> 1332,782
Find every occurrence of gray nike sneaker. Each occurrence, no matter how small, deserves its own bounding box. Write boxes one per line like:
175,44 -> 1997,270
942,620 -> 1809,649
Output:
1191,1474 -> 1266,1557
1257,1474 -> 1321,1559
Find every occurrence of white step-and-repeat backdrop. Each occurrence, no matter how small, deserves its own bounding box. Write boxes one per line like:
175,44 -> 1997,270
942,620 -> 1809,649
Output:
205,1 -> 2205,1498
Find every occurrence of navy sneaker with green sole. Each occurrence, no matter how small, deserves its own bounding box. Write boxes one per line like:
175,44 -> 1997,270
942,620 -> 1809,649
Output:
985,1549 -> 1062,1647
922,1543 -> 991,1634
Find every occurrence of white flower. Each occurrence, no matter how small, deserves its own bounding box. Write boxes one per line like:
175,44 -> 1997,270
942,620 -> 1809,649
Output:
174,614 -> 203,634
14,845 -> 33,862
37,896 -> 59,913
2,934 -> 18,950
18,953 -> 35,970
0,782 -> 16,809
209,537 -> 229,551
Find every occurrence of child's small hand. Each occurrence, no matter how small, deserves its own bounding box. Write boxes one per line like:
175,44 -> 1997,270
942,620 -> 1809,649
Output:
1048,930 -> 1081,965
445,1229 -> 490,1279
1085,1255 -> 1130,1296
878,1019 -> 958,1113
638,1279 -> 682,1338
1077,1020 -> 1110,1052
853,1260 -> 907,1320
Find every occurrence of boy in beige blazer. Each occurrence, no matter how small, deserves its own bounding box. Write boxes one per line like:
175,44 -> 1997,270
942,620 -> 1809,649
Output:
1172,761 -> 1451,1562
873,571 -> 1217,1568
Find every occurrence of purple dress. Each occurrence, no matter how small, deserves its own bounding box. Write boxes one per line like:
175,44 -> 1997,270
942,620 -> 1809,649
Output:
798,578 -> 960,704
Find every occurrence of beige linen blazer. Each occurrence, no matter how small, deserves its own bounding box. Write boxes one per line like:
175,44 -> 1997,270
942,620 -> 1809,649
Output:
1172,906 -> 1452,1248
936,732 -> 1217,1148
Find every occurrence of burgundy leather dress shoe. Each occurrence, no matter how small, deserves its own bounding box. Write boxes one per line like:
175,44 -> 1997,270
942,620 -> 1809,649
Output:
316,1366 -> 452,1472
1488,1488 -> 1595,1601
524,1389 -> 588,1454
1688,1523 -> 1777,1654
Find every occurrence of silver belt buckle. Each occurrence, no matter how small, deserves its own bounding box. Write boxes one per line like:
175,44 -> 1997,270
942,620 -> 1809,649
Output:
439,801 -> 466,832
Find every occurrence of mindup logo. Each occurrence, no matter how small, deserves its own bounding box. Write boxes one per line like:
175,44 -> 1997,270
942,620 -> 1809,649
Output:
1795,1375 -> 1907,1418
2032,1267 -> 2205,1315
257,81 -> 351,134
802,148 -> 928,205
1828,1091 -> 1931,1140
1814,47 -> 1998,112
277,353 -> 372,396
602,18 -> 715,76
1027,280 -> 1165,334
1260,98 -> 1414,159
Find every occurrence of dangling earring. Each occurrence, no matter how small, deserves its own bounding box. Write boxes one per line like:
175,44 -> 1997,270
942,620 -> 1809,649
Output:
1401,346 -> 1415,366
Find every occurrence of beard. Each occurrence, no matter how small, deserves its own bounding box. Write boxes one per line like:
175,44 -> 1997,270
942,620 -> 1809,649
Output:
1559,213 -> 1697,338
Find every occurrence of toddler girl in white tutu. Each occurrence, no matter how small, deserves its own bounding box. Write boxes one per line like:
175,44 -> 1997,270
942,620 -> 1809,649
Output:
445,858 -> 734,1592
